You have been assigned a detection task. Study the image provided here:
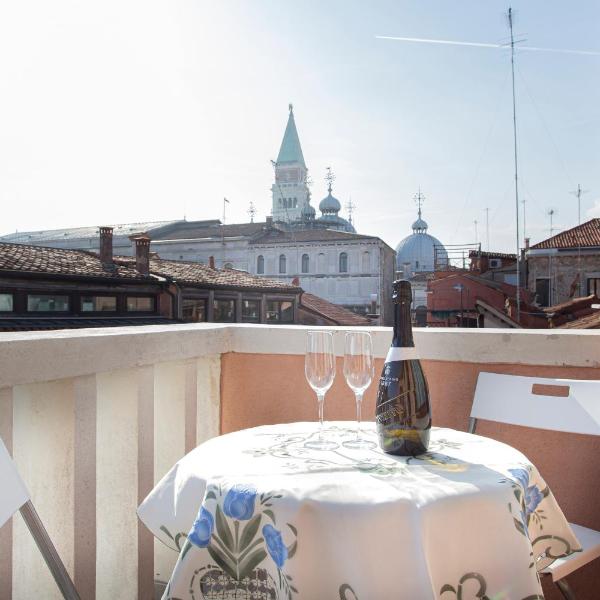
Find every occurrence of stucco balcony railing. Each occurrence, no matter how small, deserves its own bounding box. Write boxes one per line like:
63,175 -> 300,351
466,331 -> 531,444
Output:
0,324 -> 599,599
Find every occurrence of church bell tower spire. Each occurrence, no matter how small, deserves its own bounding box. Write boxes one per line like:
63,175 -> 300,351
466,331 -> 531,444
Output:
271,104 -> 311,223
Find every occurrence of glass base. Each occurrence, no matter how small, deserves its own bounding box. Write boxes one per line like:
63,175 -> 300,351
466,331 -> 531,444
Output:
342,438 -> 376,450
304,438 -> 338,451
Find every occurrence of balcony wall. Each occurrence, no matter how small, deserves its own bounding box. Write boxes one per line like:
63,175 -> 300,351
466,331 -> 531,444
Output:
0,324 -> 599,599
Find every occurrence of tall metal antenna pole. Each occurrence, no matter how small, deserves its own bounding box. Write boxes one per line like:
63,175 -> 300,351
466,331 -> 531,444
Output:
508,6 -> 521,321
474,219 -> 479,243
485,207 -> 490,250
570,184 -> 589,296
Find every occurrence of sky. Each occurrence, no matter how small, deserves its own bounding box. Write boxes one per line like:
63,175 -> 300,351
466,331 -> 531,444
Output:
0,0 -> 599,253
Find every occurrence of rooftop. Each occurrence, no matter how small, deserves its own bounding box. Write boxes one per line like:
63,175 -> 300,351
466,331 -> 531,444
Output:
250,227 -> 382,245
530,218 -> 600,250
0,242 -> 149,281
299,292 -> 372,326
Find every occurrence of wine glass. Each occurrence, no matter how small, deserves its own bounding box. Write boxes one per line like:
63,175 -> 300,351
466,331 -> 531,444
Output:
304,330 -> 338,450
343,331 -> 375,449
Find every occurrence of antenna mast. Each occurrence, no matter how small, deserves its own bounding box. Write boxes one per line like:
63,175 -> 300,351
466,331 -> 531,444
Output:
508,6 -> 521,322
484,207 -> 490,250
346,197 -> 356,226
570,184 -> 589,296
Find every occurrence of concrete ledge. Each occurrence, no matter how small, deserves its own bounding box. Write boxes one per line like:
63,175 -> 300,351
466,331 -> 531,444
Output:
1,324 -> 600,388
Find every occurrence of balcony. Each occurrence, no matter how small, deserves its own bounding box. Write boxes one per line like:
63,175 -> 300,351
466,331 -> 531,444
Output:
0,324 -> 599,599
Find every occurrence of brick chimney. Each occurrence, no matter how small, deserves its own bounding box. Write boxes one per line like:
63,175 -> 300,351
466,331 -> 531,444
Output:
525,237 -> 530,250
291,276 -> 300,286
132,235 -> 151,275
99,226 -> 113,265
208,256 -> 215,269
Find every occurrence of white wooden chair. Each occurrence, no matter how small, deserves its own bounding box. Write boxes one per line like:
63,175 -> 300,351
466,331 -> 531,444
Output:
0,437 -> 80,600
470,372 -> 600,600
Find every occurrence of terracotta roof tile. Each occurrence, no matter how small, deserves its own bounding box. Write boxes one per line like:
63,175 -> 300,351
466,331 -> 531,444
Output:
145,258 -> 299,291
300,292 -> 372,326
0,242 -> 149,280
531,218 -> 600,249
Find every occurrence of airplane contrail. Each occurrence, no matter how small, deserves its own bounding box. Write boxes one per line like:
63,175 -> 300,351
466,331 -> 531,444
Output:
375,35 -> 600,56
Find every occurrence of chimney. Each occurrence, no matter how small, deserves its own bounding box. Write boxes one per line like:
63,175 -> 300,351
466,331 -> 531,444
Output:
132,235 -> 151,275
208,256 -> 215,269
99,226 -> 113,265
291,276 -> 300,286
266,216 -> 273,229
525,237 -> 530,250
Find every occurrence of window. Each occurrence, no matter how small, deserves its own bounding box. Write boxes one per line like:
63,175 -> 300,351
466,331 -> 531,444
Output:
126,296 -> 155,312
361,251 -> 370,271
317,252 -> 326,272
339,252 -> 348,273
0,293 -> 13,312
27,294 -> 69,312
257,255 -> 264,274
587,278 -> 600,296
301,254 -> 309,273
279,254 -> 287,274
535,278 -> 550,307
266,300 -> 293,323
81,295 -> 117,312
214,298 -> 235,322
241,299 -> 261,322
182,298 -> 207,322
415,305 -> 427,327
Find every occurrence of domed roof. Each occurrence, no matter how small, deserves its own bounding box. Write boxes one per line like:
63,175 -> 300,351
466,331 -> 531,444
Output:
319,191 -> 341,214
396,231 -> 447,273
411,217 -> 428,232
318,213 -> 356,233
301,202 -> 316,219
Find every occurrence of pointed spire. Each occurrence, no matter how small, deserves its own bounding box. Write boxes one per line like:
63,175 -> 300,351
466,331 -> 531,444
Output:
276,104 -> 306,167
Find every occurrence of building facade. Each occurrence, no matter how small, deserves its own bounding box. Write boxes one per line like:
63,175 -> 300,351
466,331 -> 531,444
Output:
526,219 -> 600,307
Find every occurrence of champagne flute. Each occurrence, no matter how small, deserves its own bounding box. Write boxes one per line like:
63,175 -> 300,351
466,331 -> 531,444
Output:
304,330 -> 338,450
343,331 -> 375,449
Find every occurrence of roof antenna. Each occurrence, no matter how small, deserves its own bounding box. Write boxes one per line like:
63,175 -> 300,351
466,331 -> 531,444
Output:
346,197 -> 356,225
570,184 -> 589,296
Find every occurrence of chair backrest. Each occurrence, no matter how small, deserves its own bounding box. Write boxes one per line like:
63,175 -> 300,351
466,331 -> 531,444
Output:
471,372 -> 600,436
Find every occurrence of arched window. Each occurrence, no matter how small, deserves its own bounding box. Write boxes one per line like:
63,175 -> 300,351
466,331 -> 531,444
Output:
339,252 -> 348,273
301,253 -> 309,273
257,255 -> 264,274
317,253 -> 326,272
279,254 -> 287,274
361,251 -> 370,271
223,262 -> 233,269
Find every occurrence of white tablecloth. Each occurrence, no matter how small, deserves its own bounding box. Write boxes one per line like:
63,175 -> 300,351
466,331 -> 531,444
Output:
138,422 -> 581,600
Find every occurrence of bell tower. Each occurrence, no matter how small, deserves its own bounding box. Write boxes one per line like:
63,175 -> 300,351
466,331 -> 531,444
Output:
271,104 -> 311,222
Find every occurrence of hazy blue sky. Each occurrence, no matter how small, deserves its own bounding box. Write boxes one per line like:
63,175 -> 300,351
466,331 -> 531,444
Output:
1,0 -> 598,252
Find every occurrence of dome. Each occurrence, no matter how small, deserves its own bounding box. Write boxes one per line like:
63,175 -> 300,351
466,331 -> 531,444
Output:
317,213 -> 356,233
301,203 -> 316,219
396,231 -> 448,273
411,217 -> 428,233
319,192 -> 341,214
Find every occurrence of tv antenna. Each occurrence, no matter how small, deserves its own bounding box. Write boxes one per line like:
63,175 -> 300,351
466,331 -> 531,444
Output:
346,197 -> 356,225
570,184 -> 589,295
547,208 -> 557,236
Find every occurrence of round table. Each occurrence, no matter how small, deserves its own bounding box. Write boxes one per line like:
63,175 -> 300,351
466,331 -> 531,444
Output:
138,422 -> 580,600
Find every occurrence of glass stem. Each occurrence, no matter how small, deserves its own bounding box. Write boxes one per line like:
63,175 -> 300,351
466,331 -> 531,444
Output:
355,392 -> 363,440
317,393 -> 325,440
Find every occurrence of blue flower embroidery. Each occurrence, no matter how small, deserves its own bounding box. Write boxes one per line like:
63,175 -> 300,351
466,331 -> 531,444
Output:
509,468 -> 543,516
223,484 -> 257,521
189,506 -> 214,547
263,524 -> 288,568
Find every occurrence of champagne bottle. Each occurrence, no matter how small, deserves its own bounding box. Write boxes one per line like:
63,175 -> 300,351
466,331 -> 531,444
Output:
376,279 -> 431,455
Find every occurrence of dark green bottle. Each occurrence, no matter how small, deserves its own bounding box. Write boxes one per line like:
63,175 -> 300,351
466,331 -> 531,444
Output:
375,280 -> 431,455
